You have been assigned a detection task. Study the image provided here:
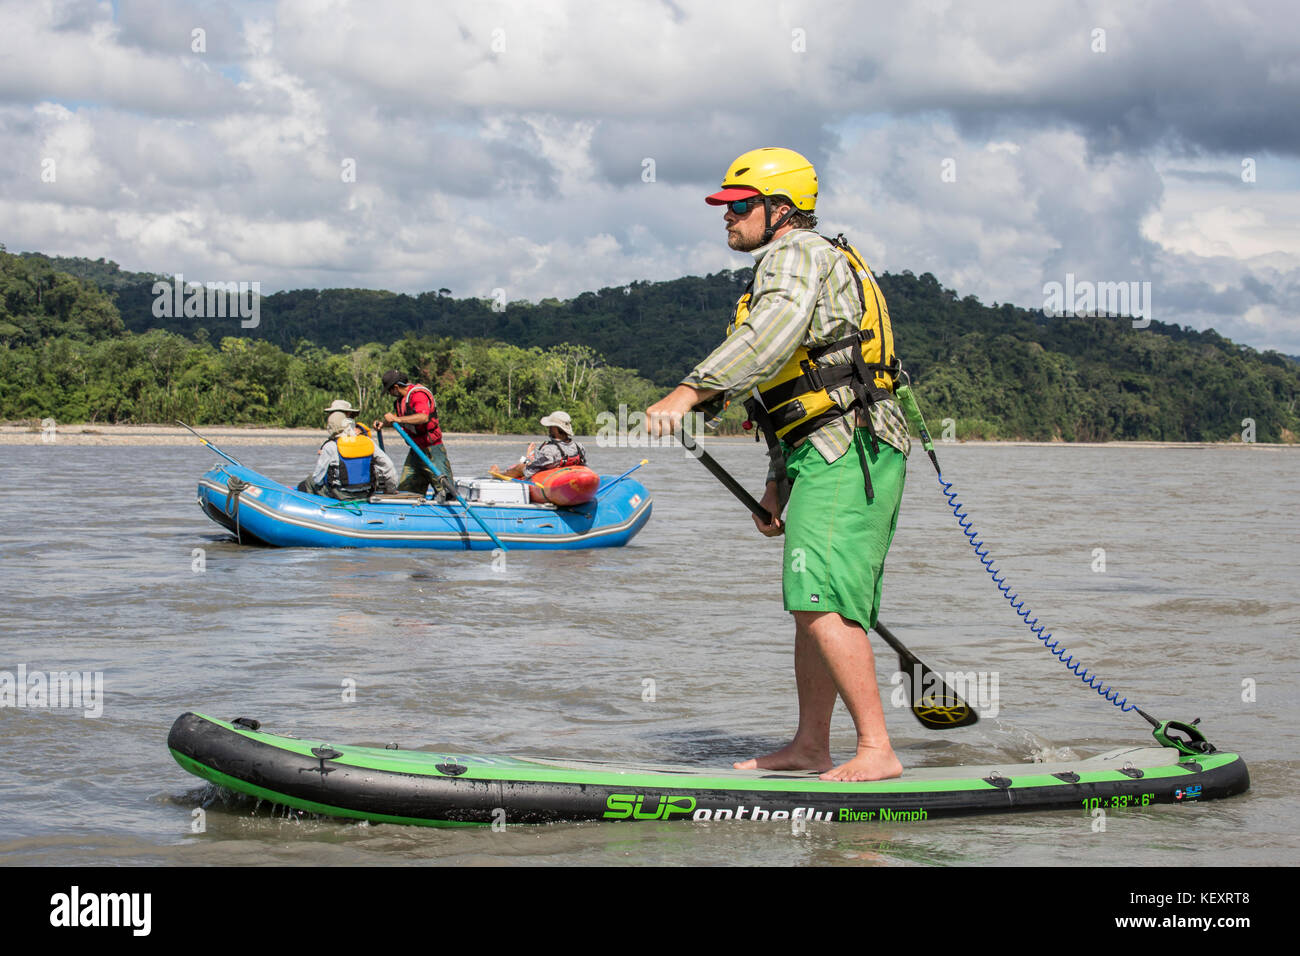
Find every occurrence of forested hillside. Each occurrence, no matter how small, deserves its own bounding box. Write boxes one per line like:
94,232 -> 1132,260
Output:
5,247 -> 1298,441
0,249 -> 659,433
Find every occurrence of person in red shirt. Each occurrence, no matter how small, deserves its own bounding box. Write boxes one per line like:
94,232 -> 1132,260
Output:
373,369 -> 456,498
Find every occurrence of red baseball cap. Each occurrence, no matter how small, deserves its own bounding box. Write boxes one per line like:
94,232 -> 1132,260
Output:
705,186 -> 760,205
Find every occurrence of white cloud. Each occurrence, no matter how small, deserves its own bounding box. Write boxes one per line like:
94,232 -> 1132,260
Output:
1,0 -> 1299,354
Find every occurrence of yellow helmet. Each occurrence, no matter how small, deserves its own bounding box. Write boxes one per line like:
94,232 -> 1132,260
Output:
706,147 -> 818,211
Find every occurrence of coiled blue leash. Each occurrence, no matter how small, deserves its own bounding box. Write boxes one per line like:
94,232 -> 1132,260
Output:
934,470 -> 1137,713
888,379 -> 1235,754
894,380 -> 1145,719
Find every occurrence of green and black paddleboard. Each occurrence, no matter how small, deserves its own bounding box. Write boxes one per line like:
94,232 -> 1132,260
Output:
168,712 -> 1250,827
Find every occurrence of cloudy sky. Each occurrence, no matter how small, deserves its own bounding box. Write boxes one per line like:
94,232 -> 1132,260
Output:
3,0 -> 1298,352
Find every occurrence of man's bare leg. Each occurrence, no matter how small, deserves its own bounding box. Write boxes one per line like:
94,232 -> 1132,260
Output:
734,614 -> 835,772
735,611 -> 902,781
807,611 -> 902,781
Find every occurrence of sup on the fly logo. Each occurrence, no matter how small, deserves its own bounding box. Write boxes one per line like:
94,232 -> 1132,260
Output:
1174,785 -> 1202,801
603,793 -> 696,820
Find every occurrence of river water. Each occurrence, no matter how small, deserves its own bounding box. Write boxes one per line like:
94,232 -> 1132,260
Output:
1,438 -> 1297,867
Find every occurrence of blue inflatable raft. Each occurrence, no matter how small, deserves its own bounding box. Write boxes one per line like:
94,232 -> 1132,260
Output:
196,463 -> 652,550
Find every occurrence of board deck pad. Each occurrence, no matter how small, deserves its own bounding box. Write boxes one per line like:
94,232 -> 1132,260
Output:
168,712 -> 1250,827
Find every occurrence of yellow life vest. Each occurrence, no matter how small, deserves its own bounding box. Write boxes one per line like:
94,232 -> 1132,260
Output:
336,431 -> 375,460
331,432 -> 377,496
727,233 -> 900,446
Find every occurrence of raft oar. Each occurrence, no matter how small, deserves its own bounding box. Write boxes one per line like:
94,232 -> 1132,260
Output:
177,420 -> 244,467
676,425 -> 977,731
594,459 -> 649,499
387,423 -> 509,552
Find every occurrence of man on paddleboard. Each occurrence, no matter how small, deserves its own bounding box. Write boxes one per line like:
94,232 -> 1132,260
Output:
490,410 -> 588,481
646,147 -> 911,782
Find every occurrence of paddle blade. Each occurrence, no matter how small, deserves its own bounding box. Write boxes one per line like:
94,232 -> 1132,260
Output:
893,650 -> 981,730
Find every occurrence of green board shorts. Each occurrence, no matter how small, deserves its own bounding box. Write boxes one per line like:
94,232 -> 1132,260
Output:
782,429 -> 906,630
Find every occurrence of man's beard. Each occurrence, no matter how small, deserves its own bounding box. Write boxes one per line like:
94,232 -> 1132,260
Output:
727,227 -> 764,252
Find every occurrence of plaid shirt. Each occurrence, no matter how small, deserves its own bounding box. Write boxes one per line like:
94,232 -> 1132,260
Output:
681,230 -> 911,480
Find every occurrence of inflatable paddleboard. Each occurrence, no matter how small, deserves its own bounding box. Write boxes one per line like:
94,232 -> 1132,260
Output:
168,712 -> 1249,827
529,465 -> 600,506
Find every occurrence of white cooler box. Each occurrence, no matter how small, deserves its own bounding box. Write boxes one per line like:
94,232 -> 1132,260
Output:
455,477 -> 530,505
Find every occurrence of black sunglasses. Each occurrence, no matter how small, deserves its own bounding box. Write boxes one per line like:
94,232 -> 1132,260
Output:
726,197 -> 765,215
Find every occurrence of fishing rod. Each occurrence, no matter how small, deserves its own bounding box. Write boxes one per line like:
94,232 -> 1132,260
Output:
676,425 -> 977,731
386,423 -> 510,552
177,421 -> 243,467
489,471 -> 543,490
594,459 -> 649,499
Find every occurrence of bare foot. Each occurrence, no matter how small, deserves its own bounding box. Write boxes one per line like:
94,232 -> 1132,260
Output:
818,747 -> 903,782
734,741 -> 832,773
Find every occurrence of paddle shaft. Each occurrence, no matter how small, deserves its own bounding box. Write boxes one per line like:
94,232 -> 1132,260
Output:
676,427 -> 977,729
387,424 -> 509,552
177,421 -> 243,467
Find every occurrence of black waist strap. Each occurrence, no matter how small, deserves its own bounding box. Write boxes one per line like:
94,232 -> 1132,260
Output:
760,360 -> 856,411
760,354 -> 899,416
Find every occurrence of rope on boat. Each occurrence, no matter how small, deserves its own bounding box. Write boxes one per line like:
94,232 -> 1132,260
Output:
224,474 -> 250,545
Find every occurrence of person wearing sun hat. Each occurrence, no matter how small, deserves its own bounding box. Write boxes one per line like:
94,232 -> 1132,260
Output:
643,147 -> 913,784
323,398 -> 376,438
490,410 -> 587,481
298,405 -> 398,499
